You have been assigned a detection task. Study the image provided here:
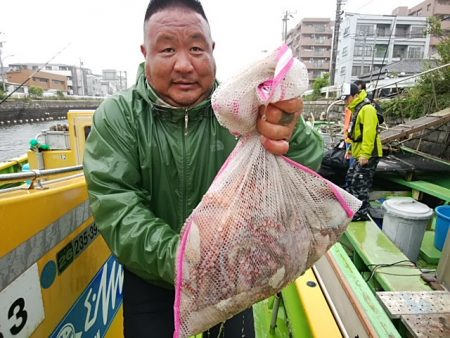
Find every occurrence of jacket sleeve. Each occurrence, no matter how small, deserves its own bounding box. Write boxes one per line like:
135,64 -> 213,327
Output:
359,105 -> 378,159
83,98 -> 179,287
286,116 -> 324,171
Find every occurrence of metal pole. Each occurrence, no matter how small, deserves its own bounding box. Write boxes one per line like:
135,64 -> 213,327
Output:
0,41 -> 5,92
282,11 -> 288,43
361,34 -> 366,77
330,0 -> 344,85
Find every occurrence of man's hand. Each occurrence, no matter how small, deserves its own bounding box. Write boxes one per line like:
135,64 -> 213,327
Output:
256,97 -> 303,155
358,156 -> 369,166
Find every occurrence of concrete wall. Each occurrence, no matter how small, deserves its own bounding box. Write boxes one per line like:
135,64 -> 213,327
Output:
0,99 -> 102,124
404,121 -> 450,160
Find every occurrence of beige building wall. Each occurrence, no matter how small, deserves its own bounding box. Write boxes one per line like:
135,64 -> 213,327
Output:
407,0 -> 450,57
7,69 -> 68,92
287,18 -> 333,88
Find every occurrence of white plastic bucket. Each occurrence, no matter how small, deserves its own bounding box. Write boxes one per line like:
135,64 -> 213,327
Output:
382,197 -> 433,262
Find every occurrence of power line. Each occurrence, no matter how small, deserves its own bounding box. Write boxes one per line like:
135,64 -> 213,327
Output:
330,0 -> 346,85
0,43 -> 71,105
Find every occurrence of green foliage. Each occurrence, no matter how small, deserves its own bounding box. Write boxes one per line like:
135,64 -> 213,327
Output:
0,87 -> 5,99
381,16 -> 450,121
29,86 -> 44,98
311,73 -> 330,100
56,90 -> 65,99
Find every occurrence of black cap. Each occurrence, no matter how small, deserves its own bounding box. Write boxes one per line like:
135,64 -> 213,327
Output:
341,83 -> 360,100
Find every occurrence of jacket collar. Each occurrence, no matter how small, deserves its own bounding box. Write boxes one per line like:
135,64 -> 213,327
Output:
348,89 -> 367,111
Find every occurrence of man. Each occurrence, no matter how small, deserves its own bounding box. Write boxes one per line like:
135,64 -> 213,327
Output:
83,0 -> 323,337
343,83 -> 382,221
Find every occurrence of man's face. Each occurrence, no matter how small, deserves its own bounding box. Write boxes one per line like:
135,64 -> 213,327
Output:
141,8 -> 216,107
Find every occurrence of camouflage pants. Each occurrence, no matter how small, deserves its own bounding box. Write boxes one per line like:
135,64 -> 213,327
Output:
345,157 -> 379,218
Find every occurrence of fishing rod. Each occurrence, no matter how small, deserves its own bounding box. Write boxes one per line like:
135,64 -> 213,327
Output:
0,43 -> 71,105
325,61 -> 450,119
367,61 -> 450,93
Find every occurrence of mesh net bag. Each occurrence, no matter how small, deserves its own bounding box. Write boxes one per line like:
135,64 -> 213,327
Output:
173,45 -> 362,338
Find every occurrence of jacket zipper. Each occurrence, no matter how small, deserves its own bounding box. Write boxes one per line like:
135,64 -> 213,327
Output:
181,109 -> 189,224
184,109 -> 189,136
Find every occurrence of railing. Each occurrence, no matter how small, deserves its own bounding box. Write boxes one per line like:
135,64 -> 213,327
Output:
0,165 -> 83,188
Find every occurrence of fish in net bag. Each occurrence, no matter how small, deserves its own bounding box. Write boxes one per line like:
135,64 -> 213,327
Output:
173,45 -> 362,338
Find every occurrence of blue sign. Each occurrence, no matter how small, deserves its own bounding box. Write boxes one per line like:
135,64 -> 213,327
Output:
51,256 -> 123,338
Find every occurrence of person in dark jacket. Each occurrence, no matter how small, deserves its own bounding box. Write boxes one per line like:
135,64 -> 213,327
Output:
83,0 -> 323,337
342,83 -> 382,221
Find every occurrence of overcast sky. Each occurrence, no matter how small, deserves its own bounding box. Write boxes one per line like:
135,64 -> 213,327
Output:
0,0 -> 422,85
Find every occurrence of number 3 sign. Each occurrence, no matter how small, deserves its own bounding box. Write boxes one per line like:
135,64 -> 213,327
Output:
0,264 -> 45,338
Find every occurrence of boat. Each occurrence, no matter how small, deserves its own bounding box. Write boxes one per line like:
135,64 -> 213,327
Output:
1,109 -> 449,338
0,111 -> 125,338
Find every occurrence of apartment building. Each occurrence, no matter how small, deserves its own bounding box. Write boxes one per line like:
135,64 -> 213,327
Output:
101,69 -> 128,96
7,63 -> 127,96
334,13 -> 429,84
286,18 -> 334,87
7,68 -> 68,93
407,0 -> 450,57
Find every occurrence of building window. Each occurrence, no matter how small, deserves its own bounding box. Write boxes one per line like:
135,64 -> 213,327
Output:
340,66 -> 346,76
356,24 -> 374,37
376,24 -> 391,37
314,24 -> 326,32
407,46 -> 423,59
354,45 -> 372,57
410,26 -> 425,38
342,47 -> 348,57
395,24 -> 409,38
352,66 -> 360,76
375,45 -> 388,58
393,45 -> 407,58
427,4 -> 431,12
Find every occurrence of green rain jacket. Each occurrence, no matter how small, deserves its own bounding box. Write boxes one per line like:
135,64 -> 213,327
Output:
348,91 -> 383,160
83,64 -> 324,289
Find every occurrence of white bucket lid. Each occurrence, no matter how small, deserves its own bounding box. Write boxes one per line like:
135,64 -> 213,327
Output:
382,197 -> 433,220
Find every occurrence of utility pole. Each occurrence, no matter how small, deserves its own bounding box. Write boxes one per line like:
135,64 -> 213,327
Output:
79,58 -> 85,96
282,10 -> 294,43
0,41 -> 5,92
0,33 -> 5,92
330,0 -> 345,85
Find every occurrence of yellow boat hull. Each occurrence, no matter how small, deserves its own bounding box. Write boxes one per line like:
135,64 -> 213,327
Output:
0,176 -> 123,337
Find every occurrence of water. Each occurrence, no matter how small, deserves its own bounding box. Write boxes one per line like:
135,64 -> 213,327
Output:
0,120 -> 67,162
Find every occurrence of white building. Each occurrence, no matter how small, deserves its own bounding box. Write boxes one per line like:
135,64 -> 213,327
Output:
334,13 -> 430,85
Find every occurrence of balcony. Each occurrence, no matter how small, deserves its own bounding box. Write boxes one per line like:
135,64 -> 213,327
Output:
300,26 -> 332,35
300,38 -> 332,46
303,61 -> 330,70
299,50 -> 331,58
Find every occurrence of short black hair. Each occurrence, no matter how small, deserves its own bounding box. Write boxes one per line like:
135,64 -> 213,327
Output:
144,0 -> 208,23
354,80 -> 366,90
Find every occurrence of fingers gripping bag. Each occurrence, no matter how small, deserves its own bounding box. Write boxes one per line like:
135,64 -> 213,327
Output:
173,45 -> 362,338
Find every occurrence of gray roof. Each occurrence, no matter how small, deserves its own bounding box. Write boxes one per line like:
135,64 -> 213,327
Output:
382,59 -> 439,74
358,59 -> 439,80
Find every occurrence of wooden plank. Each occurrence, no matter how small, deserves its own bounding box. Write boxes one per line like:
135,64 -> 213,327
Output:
380,107 -> 450,144
344,221 -> 431,292
314,244 -> 401,338
386,177 -> 450,203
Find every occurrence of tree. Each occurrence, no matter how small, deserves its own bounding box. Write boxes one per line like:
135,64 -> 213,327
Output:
311,73 -> 330,100
381,17 -> 450,120
56,90 -> 65,99
29,86 -> 44,98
